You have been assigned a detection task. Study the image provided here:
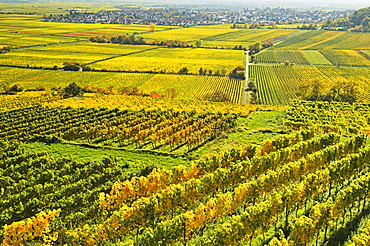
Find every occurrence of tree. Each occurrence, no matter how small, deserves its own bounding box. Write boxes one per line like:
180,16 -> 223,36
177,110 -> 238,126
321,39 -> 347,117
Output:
149,23 -> 156,32
0,46 -> 12,53
327,81 -> 359,103
63,61 -> 81,71
63,82 -> 82,98
249,42 -> 261,55
221,68 -> 227,76
296,80 -> 359,103
9,84 -> 23,93
165,88 -> 178,99
195,40 -> 203,48
229,66 -> 245,80
202,90 -> 231,102
179,67 -> 189,75
63,61 -> 91,71
349,7 -> 370,26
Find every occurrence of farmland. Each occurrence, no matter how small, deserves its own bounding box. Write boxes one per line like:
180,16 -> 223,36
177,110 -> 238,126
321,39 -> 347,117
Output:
271,30 -> 370,50
250,65 -> 370,105
0,67 -> 243,103
0,11 -> 369,107
141,26 -> 298,48
0,14 -> 177,47
1,3 -> 370,246
0,43 -> 157,68
2,93 -> 370,245
89,47 -> 244,74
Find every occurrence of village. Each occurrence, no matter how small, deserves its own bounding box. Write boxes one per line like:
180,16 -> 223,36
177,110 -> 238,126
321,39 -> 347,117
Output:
43,7 -> 353,26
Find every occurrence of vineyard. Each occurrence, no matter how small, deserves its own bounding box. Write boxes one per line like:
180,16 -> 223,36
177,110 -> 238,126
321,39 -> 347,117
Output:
2,63 -> 370,106
42,93 -> 280,116
255,50 -> 311,65
0,44 -> 244,73
319,50 -> 370,67
254,50 -> 370,66
0,11 -> 369,107
250,65 -> 370,105
1,3 -> 370,245
0,14 -> 175,47
0,67 -> 244,103
88,47 -> 244,74
286,100 -> 370,135
0,43 -> 156,68
1,111 -> 370,245
271,30 -> 370,50
0,105 -> 238,152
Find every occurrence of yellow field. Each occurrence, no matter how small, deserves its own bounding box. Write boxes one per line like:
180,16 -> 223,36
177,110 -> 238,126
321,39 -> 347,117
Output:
43,93 -> 283,116
141,25 -> 298,48
0,14 -> 177,47
90,47 -> 244,74
0,2 -> 120,15
0,67 -> 243,102
273,30 -> 370,50
141,26 -> 239,42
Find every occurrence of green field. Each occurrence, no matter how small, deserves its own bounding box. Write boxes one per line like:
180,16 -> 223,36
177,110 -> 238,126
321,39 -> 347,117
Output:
22,142 -> 189,170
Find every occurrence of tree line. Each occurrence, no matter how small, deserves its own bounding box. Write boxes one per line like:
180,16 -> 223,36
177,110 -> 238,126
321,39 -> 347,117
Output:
322,6 -> 370,32
89,34 -> 191,48
297,80 -> 360,103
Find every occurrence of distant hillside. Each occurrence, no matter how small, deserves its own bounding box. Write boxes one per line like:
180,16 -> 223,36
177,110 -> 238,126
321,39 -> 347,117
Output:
323,6 -> 370,32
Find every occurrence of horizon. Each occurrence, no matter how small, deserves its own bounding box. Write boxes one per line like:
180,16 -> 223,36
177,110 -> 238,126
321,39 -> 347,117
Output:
0,0 -> 368,10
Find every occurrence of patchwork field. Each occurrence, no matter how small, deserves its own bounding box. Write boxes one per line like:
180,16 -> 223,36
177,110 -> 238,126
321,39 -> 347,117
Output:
0,67 -> 243,103
0,43 -> 156,68
89,47 -> 244,73
0,14 -> 177,47
272,30 -> 370,50
2,3 -> 370,246
200,28 -> 298,48
0,2 -> 121,15
141,25 -> 298,48
251,65 -> 370,105
0,44 -> 244,73
255,49 -> 370,66
0,8 -> 369,109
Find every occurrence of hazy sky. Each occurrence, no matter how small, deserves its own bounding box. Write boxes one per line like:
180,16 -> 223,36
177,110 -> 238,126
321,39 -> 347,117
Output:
210,0 -> 370,9
133,0 -> 369,10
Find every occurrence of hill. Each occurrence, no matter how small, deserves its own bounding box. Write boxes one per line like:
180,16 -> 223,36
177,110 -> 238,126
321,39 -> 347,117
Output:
323,6 -> 370,32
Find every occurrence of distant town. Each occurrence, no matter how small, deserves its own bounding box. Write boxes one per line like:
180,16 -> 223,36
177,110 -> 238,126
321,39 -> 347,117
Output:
43,7 -> 353,26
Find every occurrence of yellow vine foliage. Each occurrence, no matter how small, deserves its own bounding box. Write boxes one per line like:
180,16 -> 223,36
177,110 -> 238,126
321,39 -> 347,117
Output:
43,94 -> 286,116
2,209 -> 60,246
100,165 -> 201,212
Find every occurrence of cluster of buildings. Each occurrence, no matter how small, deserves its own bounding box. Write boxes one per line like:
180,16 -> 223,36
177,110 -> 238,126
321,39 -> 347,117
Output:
43,7 -> 353,26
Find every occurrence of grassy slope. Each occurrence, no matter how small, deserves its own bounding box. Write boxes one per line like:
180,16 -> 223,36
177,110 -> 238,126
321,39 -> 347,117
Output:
184,110 -> 288,159
21,141 -> 190,172
20,110 -> 288,168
